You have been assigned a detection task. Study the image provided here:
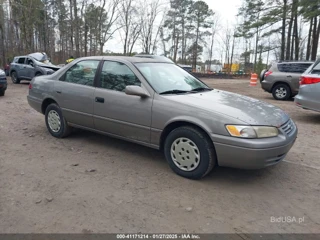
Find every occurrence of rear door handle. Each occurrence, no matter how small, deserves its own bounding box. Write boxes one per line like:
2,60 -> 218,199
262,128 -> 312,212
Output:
95,97 -> 104,103
287,75 -> 292,77
56,91 -> 62,94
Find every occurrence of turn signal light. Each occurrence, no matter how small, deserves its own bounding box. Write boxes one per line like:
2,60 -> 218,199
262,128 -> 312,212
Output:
300,76 -> 320,85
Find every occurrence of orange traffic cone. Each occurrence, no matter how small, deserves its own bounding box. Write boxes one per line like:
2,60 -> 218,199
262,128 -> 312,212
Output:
249,73 -> 258,86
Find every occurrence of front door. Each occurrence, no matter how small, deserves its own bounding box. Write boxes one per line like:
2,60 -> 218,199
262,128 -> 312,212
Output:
54,60 -> 100,128
25,58 -> 36,79
93,60 -> 153,144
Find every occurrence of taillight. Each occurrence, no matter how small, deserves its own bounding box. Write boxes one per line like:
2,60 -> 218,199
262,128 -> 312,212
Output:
29,83 -> 32,89
264,71 -> 272,77
300,76 -> 320,85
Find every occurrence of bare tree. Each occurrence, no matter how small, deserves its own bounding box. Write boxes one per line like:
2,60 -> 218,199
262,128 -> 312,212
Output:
118,0 -> 141,55
139,0 -> 163,54
207,13 -> 220,71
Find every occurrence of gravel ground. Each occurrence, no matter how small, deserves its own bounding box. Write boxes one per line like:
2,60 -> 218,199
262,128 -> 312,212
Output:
0,78 -> 319,234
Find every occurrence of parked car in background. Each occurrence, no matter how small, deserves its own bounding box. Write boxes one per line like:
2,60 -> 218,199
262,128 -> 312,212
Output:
178,64 -> 193,72
0,69 -> 7,96
27,56 -> 297,179
260,61 -> 313,100
294,59 -> 320,113
9,55 -> 61,84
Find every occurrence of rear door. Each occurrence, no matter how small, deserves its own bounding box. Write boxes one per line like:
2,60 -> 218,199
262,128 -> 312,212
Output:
17,57 -> 27,78
54,60 -> 101,128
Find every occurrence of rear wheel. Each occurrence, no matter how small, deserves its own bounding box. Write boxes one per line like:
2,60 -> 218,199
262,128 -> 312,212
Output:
272,84 -> 291,100
45,103 -> 71,138
11,71 -> 20,84
164,126 -> 216,180
0,89 -> 5,96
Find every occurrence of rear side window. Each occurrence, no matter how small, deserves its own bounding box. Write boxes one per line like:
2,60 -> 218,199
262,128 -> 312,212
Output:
310,61 -> 320,75
17,58 -> 26,64
277,63 -> 312,73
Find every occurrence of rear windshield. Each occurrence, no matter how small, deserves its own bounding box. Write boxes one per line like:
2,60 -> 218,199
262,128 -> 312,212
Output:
277,63 -> 312,73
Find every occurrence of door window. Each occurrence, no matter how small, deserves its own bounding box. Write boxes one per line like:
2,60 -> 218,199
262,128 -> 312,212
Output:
99,61 -> 141,92
62,60 -> 100,86
27,58 -> 34,67
17,58 -> 26,64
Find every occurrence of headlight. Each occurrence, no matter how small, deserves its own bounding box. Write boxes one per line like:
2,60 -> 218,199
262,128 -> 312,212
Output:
226,125 -> 279,138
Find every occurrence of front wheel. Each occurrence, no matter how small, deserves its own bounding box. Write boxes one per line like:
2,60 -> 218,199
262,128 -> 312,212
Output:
164,126 -> 216,180
272,84 -> 291,100
45,103 -> 71,138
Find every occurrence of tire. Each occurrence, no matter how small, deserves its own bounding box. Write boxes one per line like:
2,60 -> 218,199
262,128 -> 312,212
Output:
45,103 -> 71,138
272,83 -> 291,100
164,126 -> 216,180
0,89 -> 4,96
11,71 -> 20,84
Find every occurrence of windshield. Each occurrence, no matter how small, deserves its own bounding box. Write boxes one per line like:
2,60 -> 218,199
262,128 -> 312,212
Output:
134,63 -> 210,94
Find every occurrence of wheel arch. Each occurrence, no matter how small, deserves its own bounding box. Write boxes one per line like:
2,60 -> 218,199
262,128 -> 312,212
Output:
159,119 -> 213,152
41,98 -> 58,114
271,81 -> 292,92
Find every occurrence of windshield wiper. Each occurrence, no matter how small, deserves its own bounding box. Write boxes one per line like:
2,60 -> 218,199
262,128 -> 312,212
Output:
191,87 -> 212,92
159,89 -> 191,95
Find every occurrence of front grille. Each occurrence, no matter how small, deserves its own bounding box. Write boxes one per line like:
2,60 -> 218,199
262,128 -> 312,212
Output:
280,119 -> 295,135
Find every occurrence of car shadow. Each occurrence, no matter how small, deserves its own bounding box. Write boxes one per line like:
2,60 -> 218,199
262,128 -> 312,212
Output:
293,112 -> 320,124
69,128 -> 164,163
66,128 -> 280,184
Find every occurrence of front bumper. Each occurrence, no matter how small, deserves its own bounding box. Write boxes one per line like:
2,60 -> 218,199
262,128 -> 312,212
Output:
211,121 -> 298,169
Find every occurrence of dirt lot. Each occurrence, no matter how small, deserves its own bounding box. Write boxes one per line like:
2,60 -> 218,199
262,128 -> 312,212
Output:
0,78 -> 319,234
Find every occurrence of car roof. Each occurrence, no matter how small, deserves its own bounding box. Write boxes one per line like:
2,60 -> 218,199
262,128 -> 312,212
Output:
74,56 -> 174,64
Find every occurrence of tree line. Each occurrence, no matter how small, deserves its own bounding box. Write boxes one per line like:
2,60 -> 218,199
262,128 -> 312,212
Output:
0,0 -> 319,71
237,0 -> 320,72
0,0 -> 216,69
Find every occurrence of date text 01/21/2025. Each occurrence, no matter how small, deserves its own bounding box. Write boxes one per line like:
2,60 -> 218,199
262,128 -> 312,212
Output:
116,234 -> 200,239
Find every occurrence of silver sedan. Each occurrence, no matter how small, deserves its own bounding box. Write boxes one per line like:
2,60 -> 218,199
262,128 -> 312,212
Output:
295,59 -> 320,113
27,56 -> 298,179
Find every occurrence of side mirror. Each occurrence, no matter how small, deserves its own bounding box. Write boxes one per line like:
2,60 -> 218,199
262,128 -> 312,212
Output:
125,85 -> 150,98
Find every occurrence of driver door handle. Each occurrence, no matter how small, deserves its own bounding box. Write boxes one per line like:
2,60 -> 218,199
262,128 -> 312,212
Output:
95,97 -> 104,103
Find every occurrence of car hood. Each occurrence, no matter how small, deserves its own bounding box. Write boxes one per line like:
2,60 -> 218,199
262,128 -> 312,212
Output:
37,62 -> 60,71
164,89 -> 290,127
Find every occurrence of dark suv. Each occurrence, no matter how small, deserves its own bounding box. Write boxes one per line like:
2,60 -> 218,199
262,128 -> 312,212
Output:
0,69 -> 7,96
260,61 -> 314,100
9,55 -> 60,84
